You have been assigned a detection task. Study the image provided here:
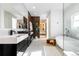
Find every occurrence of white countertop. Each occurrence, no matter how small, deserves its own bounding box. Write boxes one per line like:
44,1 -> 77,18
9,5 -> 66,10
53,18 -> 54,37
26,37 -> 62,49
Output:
0,35 -> 17,44
17,34 -> 28,43
0,34 -> 28,44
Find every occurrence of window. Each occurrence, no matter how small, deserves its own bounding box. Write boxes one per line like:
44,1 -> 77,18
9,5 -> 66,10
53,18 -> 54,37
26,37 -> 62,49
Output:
71,14 -> 79,29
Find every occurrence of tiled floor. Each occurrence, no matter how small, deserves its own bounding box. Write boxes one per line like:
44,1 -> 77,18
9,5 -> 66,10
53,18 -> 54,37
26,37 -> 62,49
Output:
18,38 -> 63,56
23,38 -> 46,56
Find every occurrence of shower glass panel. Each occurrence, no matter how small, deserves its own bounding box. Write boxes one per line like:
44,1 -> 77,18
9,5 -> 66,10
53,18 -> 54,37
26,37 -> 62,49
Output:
64,3 -> 79,56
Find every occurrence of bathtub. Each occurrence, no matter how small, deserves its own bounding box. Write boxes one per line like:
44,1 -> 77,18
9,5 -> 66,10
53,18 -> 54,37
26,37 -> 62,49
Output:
55,35 -> 79,52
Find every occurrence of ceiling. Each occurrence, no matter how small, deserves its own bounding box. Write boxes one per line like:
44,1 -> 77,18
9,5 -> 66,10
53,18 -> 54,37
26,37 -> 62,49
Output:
64,3 -> 73,10
0,3 -> 72,19
0,3 -> 27,19
24,3 -> 63,16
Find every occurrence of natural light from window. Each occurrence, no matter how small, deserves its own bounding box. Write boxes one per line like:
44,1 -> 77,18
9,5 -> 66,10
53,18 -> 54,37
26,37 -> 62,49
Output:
71,14 -> 79,29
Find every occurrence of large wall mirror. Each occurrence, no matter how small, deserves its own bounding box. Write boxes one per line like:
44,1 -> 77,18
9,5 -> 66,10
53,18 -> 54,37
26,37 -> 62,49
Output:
0,10 -> 28,30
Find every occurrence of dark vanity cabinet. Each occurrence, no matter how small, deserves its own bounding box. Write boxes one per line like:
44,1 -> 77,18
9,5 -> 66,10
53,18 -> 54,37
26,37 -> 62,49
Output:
17,34 -> 33,54
0,44 -> 16,56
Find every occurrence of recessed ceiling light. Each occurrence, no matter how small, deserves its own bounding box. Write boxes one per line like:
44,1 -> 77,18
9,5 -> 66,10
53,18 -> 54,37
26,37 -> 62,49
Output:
32,6 -> 36,9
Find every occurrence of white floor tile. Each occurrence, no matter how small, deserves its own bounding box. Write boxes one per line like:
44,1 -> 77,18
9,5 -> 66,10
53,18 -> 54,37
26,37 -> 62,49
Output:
23,38 -> 63,56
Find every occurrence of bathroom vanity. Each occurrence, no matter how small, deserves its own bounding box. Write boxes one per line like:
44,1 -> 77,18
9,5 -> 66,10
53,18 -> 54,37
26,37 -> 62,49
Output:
0,33 -> 31,56
0,35 -> 17,56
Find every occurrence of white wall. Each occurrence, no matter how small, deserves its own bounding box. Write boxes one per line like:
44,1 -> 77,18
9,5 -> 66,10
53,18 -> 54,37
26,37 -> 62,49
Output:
64,3 -> 79,39
39,5 -> 63,38
49,9 -> 63,38
47,11 -> 51,38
